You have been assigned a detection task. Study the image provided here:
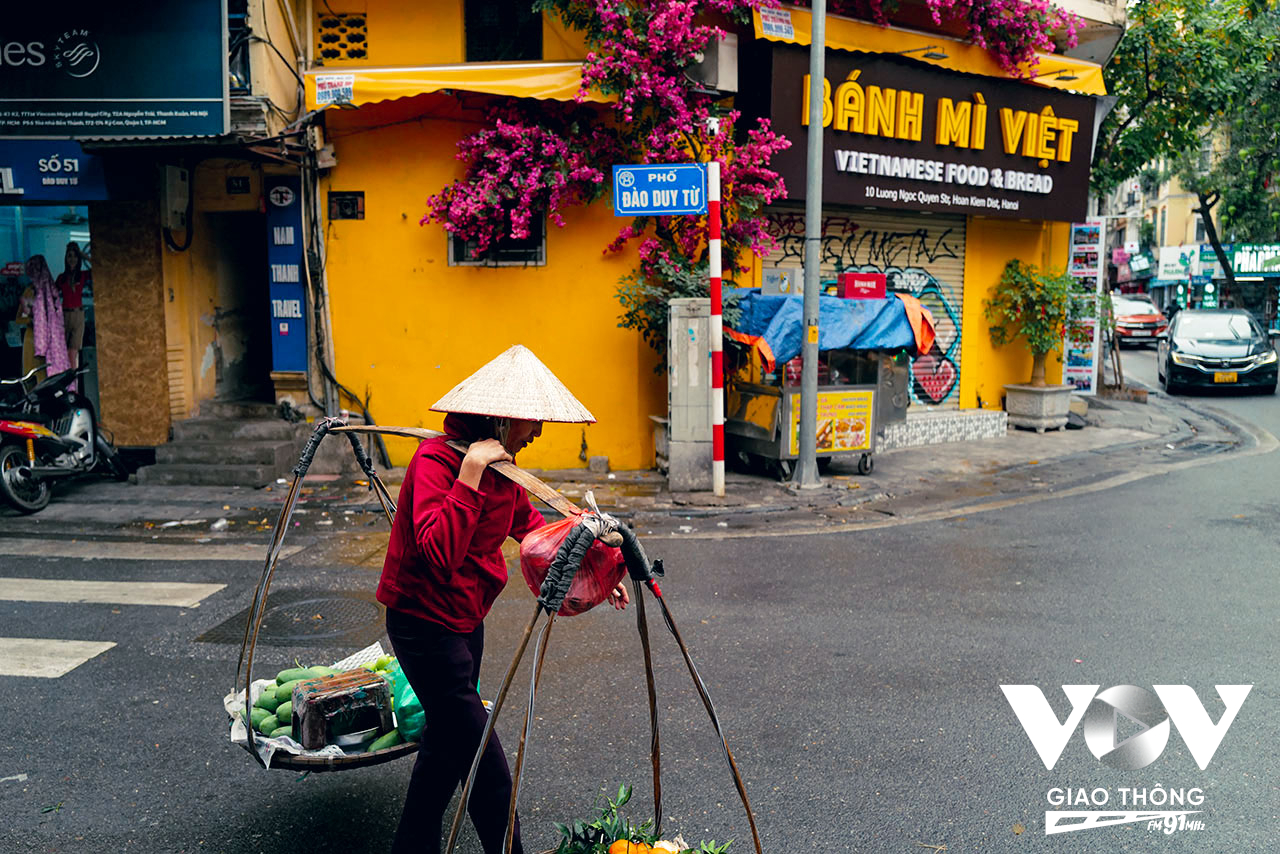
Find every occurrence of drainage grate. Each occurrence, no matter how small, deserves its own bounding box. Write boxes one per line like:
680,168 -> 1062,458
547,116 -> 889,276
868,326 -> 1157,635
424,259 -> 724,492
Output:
197,589 -> 384,648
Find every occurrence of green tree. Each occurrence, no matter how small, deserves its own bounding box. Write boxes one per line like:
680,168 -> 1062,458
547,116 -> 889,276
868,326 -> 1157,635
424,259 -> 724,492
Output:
1170,3 -> 1280,288
1091,0 -> 1270,195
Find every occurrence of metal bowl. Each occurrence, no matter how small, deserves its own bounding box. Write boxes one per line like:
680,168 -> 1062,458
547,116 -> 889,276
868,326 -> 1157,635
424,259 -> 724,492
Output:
332,727 -> 379,747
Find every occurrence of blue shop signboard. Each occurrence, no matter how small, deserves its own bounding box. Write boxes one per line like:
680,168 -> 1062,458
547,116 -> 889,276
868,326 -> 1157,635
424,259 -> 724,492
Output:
1,2 -> 228,138
0,141 -> 108,202
265,177 -> 308,373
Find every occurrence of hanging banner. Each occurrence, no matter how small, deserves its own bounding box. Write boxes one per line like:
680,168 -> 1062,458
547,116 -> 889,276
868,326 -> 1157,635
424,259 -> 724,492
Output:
1064,220 -> 1104,395
264,177 -> 308,373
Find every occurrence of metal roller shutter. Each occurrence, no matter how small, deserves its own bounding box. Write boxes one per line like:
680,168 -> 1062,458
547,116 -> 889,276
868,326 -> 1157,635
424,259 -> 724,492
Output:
760,206 -> 966,409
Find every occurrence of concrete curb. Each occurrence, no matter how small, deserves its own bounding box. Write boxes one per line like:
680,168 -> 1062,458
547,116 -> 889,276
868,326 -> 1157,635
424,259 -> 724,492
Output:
2,392 -> 1270,545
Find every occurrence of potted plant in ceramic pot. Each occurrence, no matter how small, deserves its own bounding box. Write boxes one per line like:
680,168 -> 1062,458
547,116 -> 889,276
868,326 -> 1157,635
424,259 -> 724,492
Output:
985,259 -> 1095,431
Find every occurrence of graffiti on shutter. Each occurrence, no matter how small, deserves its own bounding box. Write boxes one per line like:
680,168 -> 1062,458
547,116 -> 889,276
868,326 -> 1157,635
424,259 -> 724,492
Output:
762,208 -> 966,408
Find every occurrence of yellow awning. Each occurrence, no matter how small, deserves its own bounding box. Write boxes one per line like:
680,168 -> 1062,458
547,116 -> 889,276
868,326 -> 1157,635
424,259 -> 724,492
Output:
303,61 -> 610,111
753,8 -> 1107,96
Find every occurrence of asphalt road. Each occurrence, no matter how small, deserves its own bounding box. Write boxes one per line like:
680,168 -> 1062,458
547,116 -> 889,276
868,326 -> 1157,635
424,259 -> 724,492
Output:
2,354 -> 1276,853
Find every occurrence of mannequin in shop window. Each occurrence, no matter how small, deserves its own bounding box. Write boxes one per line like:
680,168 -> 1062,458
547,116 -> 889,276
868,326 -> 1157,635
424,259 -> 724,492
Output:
56,242 -> 91,371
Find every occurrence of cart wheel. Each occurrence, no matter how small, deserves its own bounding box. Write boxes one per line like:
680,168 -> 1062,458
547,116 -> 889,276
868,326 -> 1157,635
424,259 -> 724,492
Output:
857,454 -> 873,476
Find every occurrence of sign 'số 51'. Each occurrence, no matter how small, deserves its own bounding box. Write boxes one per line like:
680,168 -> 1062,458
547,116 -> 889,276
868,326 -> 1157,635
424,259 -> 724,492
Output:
766,47 -> 1098,222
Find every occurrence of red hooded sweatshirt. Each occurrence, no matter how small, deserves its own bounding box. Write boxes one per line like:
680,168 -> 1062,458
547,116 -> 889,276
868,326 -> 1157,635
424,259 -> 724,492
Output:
377,414 -> 548,632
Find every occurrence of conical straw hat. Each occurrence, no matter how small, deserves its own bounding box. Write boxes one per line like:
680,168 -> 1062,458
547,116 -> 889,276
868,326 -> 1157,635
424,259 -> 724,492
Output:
431,345 -> 595,423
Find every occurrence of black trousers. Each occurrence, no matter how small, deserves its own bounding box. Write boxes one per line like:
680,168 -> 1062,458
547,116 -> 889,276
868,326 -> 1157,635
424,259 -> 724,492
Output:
386,609 -> 523,854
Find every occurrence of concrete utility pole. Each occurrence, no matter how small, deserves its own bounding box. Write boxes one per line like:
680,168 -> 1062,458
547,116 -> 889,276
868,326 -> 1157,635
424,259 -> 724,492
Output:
793,1 -> 826,489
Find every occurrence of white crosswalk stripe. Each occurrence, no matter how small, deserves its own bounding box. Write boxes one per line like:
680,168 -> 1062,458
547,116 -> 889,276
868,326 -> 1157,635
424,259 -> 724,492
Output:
0,537 -> 297,562
0,574 -> 227,678
0,577 -> 225,607
0,637 -> 117,678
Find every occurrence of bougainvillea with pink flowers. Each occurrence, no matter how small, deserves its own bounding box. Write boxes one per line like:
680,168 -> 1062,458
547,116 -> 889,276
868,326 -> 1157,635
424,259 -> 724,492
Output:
810,0 -> 1080,74
423,101 -> 624,257
424,0 -> 1078,362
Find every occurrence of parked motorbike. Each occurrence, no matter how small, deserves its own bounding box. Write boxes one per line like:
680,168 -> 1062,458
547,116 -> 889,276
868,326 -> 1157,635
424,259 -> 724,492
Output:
0,366 -> 129,513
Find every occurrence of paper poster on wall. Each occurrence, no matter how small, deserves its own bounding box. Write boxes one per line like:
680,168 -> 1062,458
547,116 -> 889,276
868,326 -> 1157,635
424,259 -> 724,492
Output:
1063,317 -> 1098,393
1064,220 -> 1104,396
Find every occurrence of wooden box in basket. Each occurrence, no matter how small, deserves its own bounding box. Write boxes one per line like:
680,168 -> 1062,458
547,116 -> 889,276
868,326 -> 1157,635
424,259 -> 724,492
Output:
291,669 -> 393,750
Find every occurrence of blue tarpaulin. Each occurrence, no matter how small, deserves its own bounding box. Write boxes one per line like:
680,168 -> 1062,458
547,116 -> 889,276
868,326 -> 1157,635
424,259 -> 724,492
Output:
729,289 -> 921,368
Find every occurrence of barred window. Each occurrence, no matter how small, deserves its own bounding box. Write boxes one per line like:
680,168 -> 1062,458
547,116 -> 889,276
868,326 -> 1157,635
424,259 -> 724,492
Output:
448,217 -> 546,267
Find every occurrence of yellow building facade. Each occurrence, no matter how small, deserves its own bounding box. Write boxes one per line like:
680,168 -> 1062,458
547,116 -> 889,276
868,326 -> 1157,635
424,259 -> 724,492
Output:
308,5 -> 1106,469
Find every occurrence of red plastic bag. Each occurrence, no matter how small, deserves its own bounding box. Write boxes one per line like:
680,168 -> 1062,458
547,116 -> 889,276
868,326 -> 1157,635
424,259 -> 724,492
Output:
520,515 -> 625,616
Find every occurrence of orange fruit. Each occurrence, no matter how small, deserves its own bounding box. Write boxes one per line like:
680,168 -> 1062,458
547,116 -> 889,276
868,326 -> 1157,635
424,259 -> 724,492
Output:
607,842 -> 651,854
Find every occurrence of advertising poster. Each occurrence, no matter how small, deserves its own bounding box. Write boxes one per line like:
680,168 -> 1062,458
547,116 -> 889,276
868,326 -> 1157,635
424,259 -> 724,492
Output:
2,2 -> 229,138
788,389 -> 873,456
1065,220 -> 1104,395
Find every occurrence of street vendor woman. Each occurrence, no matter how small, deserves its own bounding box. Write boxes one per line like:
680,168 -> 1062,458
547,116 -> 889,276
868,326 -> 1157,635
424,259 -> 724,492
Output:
377,344 -> 628,854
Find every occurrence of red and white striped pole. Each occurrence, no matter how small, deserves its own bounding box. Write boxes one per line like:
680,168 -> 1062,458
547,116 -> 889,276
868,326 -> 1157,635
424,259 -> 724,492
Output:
708,161 -> 724,497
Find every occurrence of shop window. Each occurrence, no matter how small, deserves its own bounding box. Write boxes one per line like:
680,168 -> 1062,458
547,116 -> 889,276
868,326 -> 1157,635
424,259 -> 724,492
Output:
465,0 -> 542,62
1194,215 -> 1206,243
227,0 -> 250,92
449,217 -> 546,267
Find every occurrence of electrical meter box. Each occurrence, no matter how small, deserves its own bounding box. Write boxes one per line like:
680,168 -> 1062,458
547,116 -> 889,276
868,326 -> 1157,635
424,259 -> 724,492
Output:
667,298 -> 712,491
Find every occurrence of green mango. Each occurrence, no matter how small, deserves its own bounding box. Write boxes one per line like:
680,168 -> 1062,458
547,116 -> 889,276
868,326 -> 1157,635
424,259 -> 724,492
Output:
368,729 -> 403,752
242,707 -> 271,730
253,690 -> 281,713
257,714 -> 279,736
269,725 -> 294,740
275,700 -> 292,723
276,667 -> 324,685
275,679 -> 305,703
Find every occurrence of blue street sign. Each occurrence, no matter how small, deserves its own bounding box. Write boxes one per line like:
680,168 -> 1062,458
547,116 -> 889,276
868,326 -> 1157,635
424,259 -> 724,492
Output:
612,163 -> 707,216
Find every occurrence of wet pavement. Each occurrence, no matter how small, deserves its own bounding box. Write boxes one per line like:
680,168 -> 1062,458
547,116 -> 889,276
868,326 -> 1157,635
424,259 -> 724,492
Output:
6,352 -> 1278,852
1,385 -> 1259,546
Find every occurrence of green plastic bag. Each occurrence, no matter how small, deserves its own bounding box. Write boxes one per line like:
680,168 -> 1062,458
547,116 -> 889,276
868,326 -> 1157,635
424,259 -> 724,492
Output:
385,662 -> 424,741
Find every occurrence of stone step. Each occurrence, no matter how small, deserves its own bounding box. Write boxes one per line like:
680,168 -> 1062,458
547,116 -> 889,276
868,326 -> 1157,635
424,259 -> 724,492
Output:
198,400 -> 282,419
155,439 -> 296,468
172,417 -> 299,443
135,462 -> 278,488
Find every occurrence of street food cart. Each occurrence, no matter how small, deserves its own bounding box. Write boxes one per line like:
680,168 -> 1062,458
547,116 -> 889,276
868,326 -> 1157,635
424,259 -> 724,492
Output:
725,289 -> 931,479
